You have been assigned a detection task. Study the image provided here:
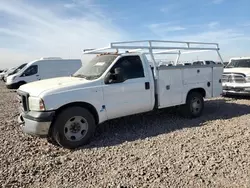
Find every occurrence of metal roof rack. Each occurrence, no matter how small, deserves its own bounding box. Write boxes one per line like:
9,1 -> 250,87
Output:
82,40 -> 224,79
83,40 -> 220,54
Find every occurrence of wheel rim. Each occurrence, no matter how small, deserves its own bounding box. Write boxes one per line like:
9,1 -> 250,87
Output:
190,97 -> 202,115
64,116 -> 88,142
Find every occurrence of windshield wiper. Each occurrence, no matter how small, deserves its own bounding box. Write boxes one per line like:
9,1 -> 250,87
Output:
73,74 -> 87,78
84,75 -> 100,80
73,74 -> 99,80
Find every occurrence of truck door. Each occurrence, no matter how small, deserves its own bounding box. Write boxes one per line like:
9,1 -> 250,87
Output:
103,55 -> 153,119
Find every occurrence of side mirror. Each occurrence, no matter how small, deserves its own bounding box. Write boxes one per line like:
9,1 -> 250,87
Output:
104,67 -> 125,84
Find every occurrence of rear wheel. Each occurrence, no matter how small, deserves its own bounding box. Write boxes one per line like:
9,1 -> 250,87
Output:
181,91 -> 204,118
52,106 -> 96,149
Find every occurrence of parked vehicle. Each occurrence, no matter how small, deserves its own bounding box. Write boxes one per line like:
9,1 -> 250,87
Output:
8,63 -> 27,75
3,64 -> 27,82
2,67 -> 16,82
4,63 -> 28,82
16,40 -> 224,149
6,57 -> 82,89
0,69 -> 8,81
222,57 -> 250,96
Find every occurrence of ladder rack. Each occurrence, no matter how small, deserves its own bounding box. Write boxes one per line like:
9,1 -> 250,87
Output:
82,40 -> 224,79
83,40 -> 220,54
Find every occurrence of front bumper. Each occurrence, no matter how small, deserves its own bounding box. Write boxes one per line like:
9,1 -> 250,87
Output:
18,111 -> 55,136
222,85 -> 250,96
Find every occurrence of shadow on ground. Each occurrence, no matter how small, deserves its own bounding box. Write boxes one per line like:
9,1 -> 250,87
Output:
78,98 -> 250,149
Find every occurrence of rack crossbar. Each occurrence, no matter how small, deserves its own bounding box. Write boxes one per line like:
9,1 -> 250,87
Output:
81,40 -> 224,74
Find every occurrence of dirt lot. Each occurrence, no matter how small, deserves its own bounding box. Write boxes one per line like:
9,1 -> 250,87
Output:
1,81 -> 250,188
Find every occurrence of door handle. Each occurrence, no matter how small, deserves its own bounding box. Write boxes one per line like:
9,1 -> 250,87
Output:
145,82 -> 150,90
36,75 -> 39,77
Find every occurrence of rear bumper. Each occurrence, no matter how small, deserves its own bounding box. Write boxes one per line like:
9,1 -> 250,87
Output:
19,111 -> 55,136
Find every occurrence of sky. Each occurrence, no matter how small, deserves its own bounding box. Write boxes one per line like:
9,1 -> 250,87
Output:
0,0 -> 250,68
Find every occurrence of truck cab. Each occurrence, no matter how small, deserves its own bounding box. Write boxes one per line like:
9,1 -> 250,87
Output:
17,40 -> 224,149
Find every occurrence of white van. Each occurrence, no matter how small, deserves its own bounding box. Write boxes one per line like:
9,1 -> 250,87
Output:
6,57 -> 82,89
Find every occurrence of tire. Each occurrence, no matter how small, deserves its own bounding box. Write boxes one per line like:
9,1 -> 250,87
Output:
51,106 -> 96,149
181,91 -> 204,118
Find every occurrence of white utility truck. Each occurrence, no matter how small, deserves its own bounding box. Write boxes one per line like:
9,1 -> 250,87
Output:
17,40 -> 224,149
222,57 -> 250,96
6,57 -> 82,89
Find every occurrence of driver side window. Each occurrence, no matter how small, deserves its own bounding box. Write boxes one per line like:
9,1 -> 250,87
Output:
22,65 -> 38,77
110,55 -> 145,80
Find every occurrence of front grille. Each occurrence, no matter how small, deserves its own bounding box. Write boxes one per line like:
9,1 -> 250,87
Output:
16,94 -> 24,113
16,90 -> 29,113
22,95 -> 28,111
224,87 -> 245,92
222,73 -> 246,83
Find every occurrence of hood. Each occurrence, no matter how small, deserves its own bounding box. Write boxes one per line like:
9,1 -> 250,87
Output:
18,77 -> 92,96
223,68 -> 250,76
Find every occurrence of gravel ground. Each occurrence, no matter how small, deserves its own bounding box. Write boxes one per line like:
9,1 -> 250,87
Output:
1,81 -> 250,188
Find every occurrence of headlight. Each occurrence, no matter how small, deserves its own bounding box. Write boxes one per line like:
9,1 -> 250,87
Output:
28,97 -> 46,111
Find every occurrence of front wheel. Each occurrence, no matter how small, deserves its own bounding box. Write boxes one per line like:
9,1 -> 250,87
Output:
52,106 -> 96,149
181,92 -> 204,118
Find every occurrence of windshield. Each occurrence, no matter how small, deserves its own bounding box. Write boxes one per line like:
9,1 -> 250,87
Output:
11,63 -> 27,75
226,59 -> 250,68
73,55 -> 118,80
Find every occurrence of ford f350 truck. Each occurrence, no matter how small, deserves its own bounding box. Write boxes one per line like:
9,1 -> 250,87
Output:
17,40 -> 224,149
